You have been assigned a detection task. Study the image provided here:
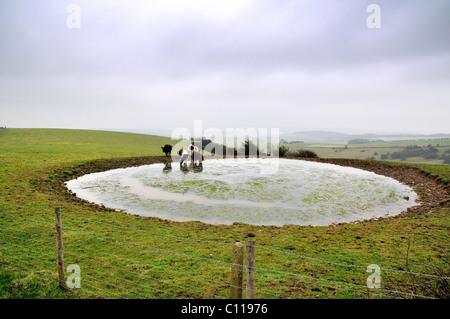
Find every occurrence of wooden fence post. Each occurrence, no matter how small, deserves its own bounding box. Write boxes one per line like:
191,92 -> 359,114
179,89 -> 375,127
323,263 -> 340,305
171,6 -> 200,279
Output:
230,242 -> 244,299
246,240 -> 256,299
54,207 -> 65,288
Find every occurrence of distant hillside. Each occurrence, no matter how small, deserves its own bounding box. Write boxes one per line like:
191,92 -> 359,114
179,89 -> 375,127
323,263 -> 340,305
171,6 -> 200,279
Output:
280,131 -> 450,144
96,128 -> 450,145
95,128 -> 174,137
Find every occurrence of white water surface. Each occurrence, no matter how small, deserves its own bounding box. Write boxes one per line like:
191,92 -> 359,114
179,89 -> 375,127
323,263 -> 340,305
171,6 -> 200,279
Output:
66,158 -> 418,226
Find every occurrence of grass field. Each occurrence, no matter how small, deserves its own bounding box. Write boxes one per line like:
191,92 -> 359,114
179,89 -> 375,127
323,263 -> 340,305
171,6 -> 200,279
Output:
283,139 -> 450,165
0,128 -> 449,299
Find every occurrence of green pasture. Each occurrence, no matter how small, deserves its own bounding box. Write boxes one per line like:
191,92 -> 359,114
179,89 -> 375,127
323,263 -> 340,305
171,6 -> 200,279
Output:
0,128 -> 448,299
284,139 -> 450,165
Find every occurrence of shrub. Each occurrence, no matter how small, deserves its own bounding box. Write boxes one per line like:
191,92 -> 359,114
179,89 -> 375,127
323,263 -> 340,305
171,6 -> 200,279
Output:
391,145 -> 439,160
278,145 -> 290,158
424,153 -> 439,159
443,156 -> 450,165
289,149 -> 318,158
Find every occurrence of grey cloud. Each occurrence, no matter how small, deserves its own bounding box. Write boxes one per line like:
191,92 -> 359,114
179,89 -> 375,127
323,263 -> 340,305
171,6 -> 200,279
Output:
0,0 -> 449,132
3,0 -> 449,79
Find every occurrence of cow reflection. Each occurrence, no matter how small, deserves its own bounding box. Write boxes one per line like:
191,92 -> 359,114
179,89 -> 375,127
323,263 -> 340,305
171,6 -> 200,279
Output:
180,162 -> 203,173
163,161 -> 172,173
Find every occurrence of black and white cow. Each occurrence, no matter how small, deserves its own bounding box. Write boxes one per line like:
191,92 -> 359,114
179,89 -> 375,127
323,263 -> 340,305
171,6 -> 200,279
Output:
178,147 -> 203,165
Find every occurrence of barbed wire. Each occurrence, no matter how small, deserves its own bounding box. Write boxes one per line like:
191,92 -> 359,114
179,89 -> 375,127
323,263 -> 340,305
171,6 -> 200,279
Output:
0,244 -> 59,274
0,237 -> 178,299
81,281 -> 118,299
59,209 -> 237,247
13,215 -> 449,285
57,222 -> 242,270
1,201 -> 447,299
65,240 -> 241,298
81,270 -> 154,299
251,261 -> 436,299
0,201 -> 54,213
81,274 -> 128,299
63,219 -> 450,281
0,205 -> 248,272
1,246 -> 132,300
0,224 -> 234,295
64,252 -> 232,297
0,252 -> 58,283
0,201 -> 235,247
2,203 -> 447,280
0,220 -> 291,299
255,245 -> 450,280
0,227 -> 231,298
1,226 -> 236,300
65,250 -> 225,299
0,224 -> 54,242
0,210 -> 55,227
3,228 -> 430,300
253,269 -> 393,299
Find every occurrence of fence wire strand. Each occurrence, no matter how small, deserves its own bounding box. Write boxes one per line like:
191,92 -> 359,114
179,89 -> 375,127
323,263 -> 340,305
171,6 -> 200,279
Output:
0,202 -> 446,299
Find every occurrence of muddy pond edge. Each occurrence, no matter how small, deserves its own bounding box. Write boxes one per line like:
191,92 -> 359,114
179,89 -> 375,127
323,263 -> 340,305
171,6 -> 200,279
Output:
37,156 -> 450,227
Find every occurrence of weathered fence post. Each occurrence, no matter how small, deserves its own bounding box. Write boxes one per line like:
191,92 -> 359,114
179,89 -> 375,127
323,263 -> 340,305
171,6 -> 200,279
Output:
230,242 -> 244,299
246,240 -> 256,299
54,207 -> 65,288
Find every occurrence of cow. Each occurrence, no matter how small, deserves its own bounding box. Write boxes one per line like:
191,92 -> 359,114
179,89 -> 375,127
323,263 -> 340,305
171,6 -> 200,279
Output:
178,149 -> 190,165
188,144 -> 199,152
191,150 -> 204,165
161,144 -> 173,157
178,148 -> 203,166
162,161 -> 172,173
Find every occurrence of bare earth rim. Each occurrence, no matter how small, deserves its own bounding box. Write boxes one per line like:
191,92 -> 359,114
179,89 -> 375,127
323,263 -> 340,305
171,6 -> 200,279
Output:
45,156 -> 450,226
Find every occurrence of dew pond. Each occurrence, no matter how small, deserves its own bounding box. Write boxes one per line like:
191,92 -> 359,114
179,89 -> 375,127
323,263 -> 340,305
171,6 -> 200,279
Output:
66,158 -> 418,226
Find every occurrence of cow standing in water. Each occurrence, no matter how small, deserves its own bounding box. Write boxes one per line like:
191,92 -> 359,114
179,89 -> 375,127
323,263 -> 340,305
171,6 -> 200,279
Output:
178,149 -> 190,165
179,146 -> 203,166
161,144 -> 173,157
188,144 -> 203,166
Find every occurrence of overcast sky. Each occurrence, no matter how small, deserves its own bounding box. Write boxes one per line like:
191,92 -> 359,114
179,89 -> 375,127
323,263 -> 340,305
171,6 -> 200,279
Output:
0,0 -> 449,134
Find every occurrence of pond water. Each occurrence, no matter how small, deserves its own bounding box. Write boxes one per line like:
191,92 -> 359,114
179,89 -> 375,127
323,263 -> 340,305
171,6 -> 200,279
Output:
66,158 -> 418,226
